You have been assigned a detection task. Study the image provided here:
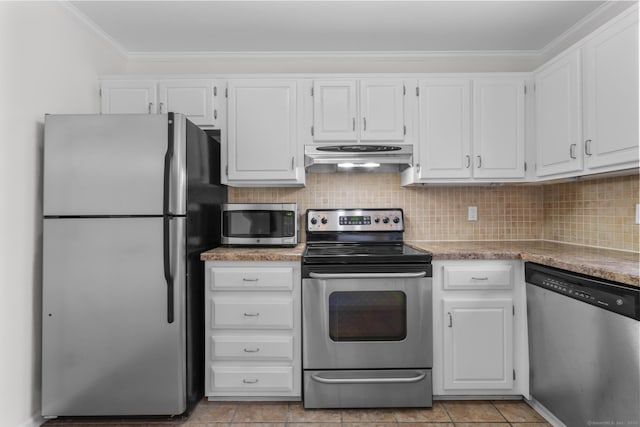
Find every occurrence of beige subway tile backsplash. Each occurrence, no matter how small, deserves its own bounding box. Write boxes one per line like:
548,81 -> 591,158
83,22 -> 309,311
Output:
229,173 -> 640,252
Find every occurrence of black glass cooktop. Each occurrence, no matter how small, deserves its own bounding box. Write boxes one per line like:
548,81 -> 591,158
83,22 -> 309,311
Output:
303,242 -> 432,264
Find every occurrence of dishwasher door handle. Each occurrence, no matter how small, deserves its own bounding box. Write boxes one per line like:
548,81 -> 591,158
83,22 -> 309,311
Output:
309,272 -> 427,279
311,372 -> 426,385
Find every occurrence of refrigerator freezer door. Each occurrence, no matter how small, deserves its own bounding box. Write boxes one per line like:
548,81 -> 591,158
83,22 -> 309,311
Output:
42,217 -> 187,416
43,114 -> 186,216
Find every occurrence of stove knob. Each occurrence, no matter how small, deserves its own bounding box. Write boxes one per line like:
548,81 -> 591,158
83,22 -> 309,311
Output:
310,217 -> 318,225
393,216 -> 400,224
374,217 -> 380,223
382,217 -> 390,224
321,217 -> 328,224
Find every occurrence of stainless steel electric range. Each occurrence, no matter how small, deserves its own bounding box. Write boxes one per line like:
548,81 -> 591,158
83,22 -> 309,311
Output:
302,208 -> 433,409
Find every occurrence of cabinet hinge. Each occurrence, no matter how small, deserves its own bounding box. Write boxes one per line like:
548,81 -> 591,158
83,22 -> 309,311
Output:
99,88 -> 102,97
225,88 -> 228,98
311,87 -> 314,96
403,125 -> 407,136
513,369 -> 516,380
214,86 -> 217,97
524,162 -> 527,172
311,126 -> 314,136
225,165 -> 228,176
524,85 -> 527,95
403,85 -> 406,96
513,305 -> 515,316
416,86 -> 420,97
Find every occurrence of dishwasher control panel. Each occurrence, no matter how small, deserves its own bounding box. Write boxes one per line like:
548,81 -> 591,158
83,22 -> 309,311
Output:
525,262 -> 640,320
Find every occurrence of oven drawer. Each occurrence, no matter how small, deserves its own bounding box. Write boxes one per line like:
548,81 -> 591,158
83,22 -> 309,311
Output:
303,369 -> 432,408
211,297 -> 294,329
211,335 -> 294,361
211,366 -> 294,392
443,264 -> 513,290
209,267 -> 293,290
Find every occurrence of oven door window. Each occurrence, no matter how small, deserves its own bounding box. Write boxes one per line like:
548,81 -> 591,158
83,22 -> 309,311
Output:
328,291 -> 407,341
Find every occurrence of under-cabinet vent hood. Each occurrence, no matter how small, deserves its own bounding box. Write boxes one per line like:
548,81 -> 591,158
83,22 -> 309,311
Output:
304,144 -> 413,173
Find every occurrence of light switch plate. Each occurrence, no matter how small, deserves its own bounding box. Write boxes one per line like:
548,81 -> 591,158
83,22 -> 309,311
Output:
468,206 -> 478,221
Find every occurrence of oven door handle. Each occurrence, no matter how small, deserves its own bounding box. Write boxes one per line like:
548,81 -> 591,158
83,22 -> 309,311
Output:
309,272 -> 427,279
311,372 -> 426,384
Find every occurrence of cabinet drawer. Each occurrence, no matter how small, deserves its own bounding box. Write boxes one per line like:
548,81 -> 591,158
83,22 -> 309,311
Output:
211,336 -> 294,361
210,268 -> 293,290
443,265 -> 513,290
211,297 -> 294,329
211,366 -> 294,392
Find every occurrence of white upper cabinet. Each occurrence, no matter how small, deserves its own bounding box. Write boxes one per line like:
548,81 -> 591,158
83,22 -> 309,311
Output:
101,80 -> 157,114
472,78 -> 526,179
410,77 -> 525,183
582,10 -> 639,171
312,79 -> 405,143
534,50 -> 583,177
416,79 -> 472,179
225,79 -> 304,186
100,79 -> 223,128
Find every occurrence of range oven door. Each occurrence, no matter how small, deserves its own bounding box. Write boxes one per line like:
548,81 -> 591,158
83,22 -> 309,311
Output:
302,268 -> 433,370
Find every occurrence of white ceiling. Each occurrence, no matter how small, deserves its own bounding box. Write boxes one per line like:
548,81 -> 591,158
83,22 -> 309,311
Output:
69,1 -> 609,55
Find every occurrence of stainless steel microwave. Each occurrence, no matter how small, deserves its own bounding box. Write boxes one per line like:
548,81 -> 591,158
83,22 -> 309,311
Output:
221,203 -> 298,246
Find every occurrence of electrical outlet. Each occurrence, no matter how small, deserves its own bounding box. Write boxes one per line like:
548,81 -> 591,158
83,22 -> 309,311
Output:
468,206 -> 478,221
636,204 -> 640,225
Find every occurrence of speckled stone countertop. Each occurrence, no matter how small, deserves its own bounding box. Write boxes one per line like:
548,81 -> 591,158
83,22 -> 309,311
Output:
200,241 -> 639,287
408,240 -> 640,287
200,243 -> 305,262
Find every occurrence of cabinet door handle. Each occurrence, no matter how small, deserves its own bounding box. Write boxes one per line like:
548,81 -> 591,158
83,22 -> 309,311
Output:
585,139 -> 593,156
569,143 -> 577,159
291,156 -> 295,170
465,155 -> 471,168
148,102 -> 154,114
447,312 -> 453,328
243,312 -> 260,317
214,109 -> 217,120
159,102 -> 164,114
476,155 -> 482,168
243,348 -> 260,353
242,379 -> 259,384
363,117 -> 367,131
352,117 -> 356,131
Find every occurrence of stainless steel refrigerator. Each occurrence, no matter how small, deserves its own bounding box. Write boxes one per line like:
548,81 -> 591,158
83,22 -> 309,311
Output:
41,113 -> 226,418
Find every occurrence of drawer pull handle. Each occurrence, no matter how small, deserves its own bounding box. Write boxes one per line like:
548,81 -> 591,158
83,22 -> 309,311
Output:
243,278 -> 259,282
242,379 -> 259,384
243,348 -> 260,353
243,312 -> 260,317
471,276 -> 489,280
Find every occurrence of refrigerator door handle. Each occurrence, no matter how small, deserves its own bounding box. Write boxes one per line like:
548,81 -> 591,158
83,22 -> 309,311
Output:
163,113 -> 176,324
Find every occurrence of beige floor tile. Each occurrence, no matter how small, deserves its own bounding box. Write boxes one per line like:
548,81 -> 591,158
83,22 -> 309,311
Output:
187,401 -> 237,423
288,402 -> 342,422
453,423 -> 510,427
341,409 -> 397,422
288,423 -> 342,427
342,423 -> 397,427
397,423 -> 454,427
229,423 -> 285,427
441,401 -> 506,423
510,423 -> 551,427
491,401 -> 546,423
232,402 -> 289,423
392,402 -> 451,423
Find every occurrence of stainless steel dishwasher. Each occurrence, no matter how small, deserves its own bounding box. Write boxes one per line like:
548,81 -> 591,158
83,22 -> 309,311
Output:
525,262 -> 640,427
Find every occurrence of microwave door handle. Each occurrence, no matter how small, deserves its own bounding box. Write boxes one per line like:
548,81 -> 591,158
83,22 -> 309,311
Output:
308,272 -> 427,279
311,372 -> 426,384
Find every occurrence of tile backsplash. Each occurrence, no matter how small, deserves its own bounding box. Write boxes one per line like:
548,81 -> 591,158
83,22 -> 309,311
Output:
228,173 -> 639,252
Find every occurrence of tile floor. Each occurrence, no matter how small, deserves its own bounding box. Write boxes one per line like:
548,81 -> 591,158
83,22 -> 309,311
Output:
44,399 -> 551,427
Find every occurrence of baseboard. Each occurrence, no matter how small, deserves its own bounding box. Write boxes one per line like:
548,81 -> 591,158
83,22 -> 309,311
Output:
526,397 -> 566,427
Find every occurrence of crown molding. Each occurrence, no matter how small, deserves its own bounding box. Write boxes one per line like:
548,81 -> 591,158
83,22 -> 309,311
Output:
59,0 -> 128,60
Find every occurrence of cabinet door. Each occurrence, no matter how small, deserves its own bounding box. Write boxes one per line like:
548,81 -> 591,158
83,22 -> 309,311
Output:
360,79 -> 405,141
472,79 -> 526,179
312,80 -> 357,141
535,51 -> 583,177
443,298 -> 514,390
583,12 -> 639,171
417,79 -> 472,179
158,80 -> 218,127
100,80 -> 157,114
227,80 -> 298,181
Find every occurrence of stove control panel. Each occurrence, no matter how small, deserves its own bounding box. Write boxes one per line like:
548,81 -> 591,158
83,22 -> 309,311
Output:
307,208 -> 404,232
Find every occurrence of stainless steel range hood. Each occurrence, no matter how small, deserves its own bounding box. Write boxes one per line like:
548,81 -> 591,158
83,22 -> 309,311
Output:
304,144 -> 413,173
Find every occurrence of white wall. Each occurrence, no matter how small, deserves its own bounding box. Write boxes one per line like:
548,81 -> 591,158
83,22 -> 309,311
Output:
0,3 -> 126,426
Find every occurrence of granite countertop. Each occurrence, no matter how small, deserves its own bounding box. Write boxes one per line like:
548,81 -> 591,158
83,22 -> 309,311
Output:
200,241 -> 639,287
200,243 -> 305,262
408,240 -> 640,287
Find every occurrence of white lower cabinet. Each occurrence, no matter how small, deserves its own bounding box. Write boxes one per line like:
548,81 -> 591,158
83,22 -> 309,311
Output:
433,260 -> 529,397
205,261 -> 301,399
